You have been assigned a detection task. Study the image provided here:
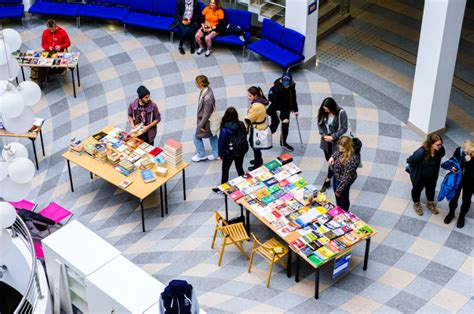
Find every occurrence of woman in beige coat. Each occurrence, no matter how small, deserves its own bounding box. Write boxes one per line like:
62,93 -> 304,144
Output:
193,75 -> 219,162
245,86 -> 269,170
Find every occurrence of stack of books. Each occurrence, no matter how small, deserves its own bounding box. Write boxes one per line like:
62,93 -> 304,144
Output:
69,138 -> 83,156
163,139 -> 183,168
117,159 -> 135,176
107,152 -> 120,167
95,144 -> 107,163
84,144 -> 96,157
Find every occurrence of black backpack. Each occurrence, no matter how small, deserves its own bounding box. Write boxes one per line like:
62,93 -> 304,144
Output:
225,23 -> 245,37
161,280 -> 193,314
352,136 -> 363,167
228,122 -> 249,157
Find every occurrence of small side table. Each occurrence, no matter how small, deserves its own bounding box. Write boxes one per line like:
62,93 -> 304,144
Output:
0,127 -> 45,170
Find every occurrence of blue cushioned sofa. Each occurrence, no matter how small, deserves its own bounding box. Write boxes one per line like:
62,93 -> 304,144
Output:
0,0 -> 24,21
78,0 -> 130,26
247,18 -> 305,70
29,0 -> 83,23
123,0 -> 177,41
213,8 -> 251,55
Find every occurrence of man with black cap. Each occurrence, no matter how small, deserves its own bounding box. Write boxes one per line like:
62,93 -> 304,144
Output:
127,86 -> 161,145
267,72 -> 299,152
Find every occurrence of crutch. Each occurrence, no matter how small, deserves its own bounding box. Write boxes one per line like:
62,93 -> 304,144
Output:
295,115 -> 304,150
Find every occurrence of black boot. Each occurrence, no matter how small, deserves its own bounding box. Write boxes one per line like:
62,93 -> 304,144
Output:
456,215 -> 465,228
320,177 -> 331,192
444,212 -> 455,224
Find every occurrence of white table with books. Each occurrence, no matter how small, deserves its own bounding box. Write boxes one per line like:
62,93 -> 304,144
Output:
0,118 -> 45,170
62,125 -> 189,232
218,155 -> 376,299
15,50 -> 81,98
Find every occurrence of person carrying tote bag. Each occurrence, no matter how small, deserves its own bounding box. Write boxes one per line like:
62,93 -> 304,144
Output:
245,86 -> 270,171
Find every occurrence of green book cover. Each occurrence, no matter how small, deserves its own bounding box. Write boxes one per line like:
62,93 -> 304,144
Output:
264,159 -> 282,171
308,254 -> 323,266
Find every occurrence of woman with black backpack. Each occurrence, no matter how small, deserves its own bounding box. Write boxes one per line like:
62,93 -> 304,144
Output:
212,107 -> 248,193
317,97 -> 348,192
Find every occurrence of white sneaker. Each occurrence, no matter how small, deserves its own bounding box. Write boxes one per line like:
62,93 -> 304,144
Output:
196,47 -> 204,55
192,154 -> 207,162
239,35 -> 245,42
207,154 -> 218,161
205,49 -> 212,57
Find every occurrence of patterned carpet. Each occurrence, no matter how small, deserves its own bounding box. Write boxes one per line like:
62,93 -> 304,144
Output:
3,8 -> 473,313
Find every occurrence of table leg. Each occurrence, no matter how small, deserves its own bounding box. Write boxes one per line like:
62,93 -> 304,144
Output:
245,208 -> 250,235
240,204 -> 243,217
295,254 -> 300,282
39,129 -> 45,156
164,183 -> 168,215
90,172 -> 93,180
160,186 -> 164,218
21,67 -> 25,81
363,238 -> 371,271
31,138 -> 39,170
224,195 -> 229,220
67,160 -> 74,192
287,250 -> 292,278
315,268 -> 320,300
182,169 -> 186,200
76,63 -> 80,87
140,200 -> 145,232
15,77 -> 19,85
70,68 -> 77,98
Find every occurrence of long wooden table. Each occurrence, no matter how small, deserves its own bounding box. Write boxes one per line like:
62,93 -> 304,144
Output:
0,127 -> 45,170
62,126 -> 188,232
223,178 -> 376,300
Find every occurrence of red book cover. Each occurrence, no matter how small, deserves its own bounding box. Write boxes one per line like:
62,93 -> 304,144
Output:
149,147 -> 163,156
229,190 -> 244,201
278,153 -> 293,165
165,138 -> 182,149
278,179 -> 290,188
271,210 -> 282,218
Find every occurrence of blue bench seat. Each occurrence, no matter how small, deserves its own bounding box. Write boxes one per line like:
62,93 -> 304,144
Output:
29,1 -> 83,17
247,39 -> 304,69
78,4 -> 129,22
123,12 -> 174,32
0,4 -> 24,19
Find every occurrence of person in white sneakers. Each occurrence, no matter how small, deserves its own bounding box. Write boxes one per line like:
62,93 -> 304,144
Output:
194,0 -> 224,57
192,75 -> 219,162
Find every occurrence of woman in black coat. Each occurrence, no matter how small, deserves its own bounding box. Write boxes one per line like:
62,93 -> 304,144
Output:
176,0 -> 202,54
407,133 -> 445,216
444,140 -> 473,228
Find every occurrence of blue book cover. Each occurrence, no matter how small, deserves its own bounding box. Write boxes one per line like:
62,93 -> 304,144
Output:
141,169 -> 156,183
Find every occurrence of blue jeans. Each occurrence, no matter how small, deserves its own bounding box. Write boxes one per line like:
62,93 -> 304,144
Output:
194,134 -> 218,158
333,177 -> 352,211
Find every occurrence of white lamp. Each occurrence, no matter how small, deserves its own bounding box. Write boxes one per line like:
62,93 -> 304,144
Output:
0,162 -> 7,181
18,81 -> 42,107
7,157 -> 35,184
2,29 -> 22,52
0,90 -> 25,118
0,177 -> 31,202
2,142 -> 29,161
0,202 -> 16,229
2,106 -> 34,134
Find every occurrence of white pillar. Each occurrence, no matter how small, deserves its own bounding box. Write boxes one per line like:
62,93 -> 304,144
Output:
408,0 -> 466,136
23,0 -> 33,11
285,0 -> 319,64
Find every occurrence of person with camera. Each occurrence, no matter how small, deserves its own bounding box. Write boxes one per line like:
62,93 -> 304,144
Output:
195,0 -> 224,57
175,0 -> 202,55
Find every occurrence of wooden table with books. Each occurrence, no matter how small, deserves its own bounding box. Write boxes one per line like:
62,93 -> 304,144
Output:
218,155 -> 376,299
15,50 -> 81,98
62,125 -> 188,232
0,118 -> 45,170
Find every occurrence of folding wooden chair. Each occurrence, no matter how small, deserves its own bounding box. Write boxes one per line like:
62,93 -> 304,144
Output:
211,210 -> 250,266
248,232 -> 288,288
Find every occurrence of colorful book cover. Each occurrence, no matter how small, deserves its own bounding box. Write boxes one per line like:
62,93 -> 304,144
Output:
267,184 -> 281,194
258,172 -> 274,182
290,239 -> 305,250
261,195 -> 276,205
264,159 -> 282,171
300,246 -> 315,257
277,179 -> 290,188
274,170 -> 291,182
328,206 -> 346,218
255,188 -> 270,199
293,179 -> 308,189
229,190 -> 244,201
149,147 -> 163,156
263,177 -> 278,187
308,254 -> 323,266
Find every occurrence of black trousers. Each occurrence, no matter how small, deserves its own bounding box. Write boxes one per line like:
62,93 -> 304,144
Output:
249,128 -> 263,167
323,143 -> 334,179
177,22 -> 196,47
221,155 -> 245,184
333,177 -> 352,211
449,179 -> 473,217
267,107 -> 289,145
411,176 -> 437,203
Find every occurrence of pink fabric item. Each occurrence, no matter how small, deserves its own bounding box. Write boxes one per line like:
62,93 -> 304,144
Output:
34,241 -> 44,259
38,202 -> 72,224
9,200 -> 36,211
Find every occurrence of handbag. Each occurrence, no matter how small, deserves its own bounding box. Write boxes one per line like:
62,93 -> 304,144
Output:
252,116 -> 272,150
209,105 -> 221,136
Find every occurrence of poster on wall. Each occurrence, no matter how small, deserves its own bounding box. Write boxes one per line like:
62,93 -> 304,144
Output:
333,250 -> 351,278
308,1 -> 317,15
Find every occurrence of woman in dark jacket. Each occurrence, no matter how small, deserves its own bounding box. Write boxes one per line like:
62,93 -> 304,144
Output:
212,107 -> 248,193
175,0 -> 202,54
444,140 -> 473,228
267,72 -> 299,152
328,136 -> 359,211
317,97 -> 348,192
407,133 -> 445,216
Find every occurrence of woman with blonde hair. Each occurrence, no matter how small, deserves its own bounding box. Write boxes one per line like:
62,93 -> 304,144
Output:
328,136 -> 360,211
443,140 -> 473,228
407,133 -> 445,216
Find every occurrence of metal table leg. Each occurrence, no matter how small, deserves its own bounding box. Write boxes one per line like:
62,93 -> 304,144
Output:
245,207 -> 250,235
164,183 -> 168,215
160,186 -> 164,218
67,160 -> 74,192
363,238 -> 371,271
70,67 -> 77,98
21,67 -> 25,81
140,200 -> 145,232
224,195 -> 229,220
182,169 -> 186,200
315,268 -> 320,299
39,129 -> 45,156
90,172 -> 93,180
295,254 -> 300,282
287,250 -> 292,278
240,204 -> 243,216
31,138 -> 39,170
76,63 -> 80,87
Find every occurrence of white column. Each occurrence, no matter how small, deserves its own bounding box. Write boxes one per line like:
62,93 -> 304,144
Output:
285,0 -> 319,64
408,0 -> 466,136
23,0 -> 33,11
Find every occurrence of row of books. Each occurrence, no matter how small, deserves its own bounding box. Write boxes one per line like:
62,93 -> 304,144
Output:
219,154 -> 375,267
